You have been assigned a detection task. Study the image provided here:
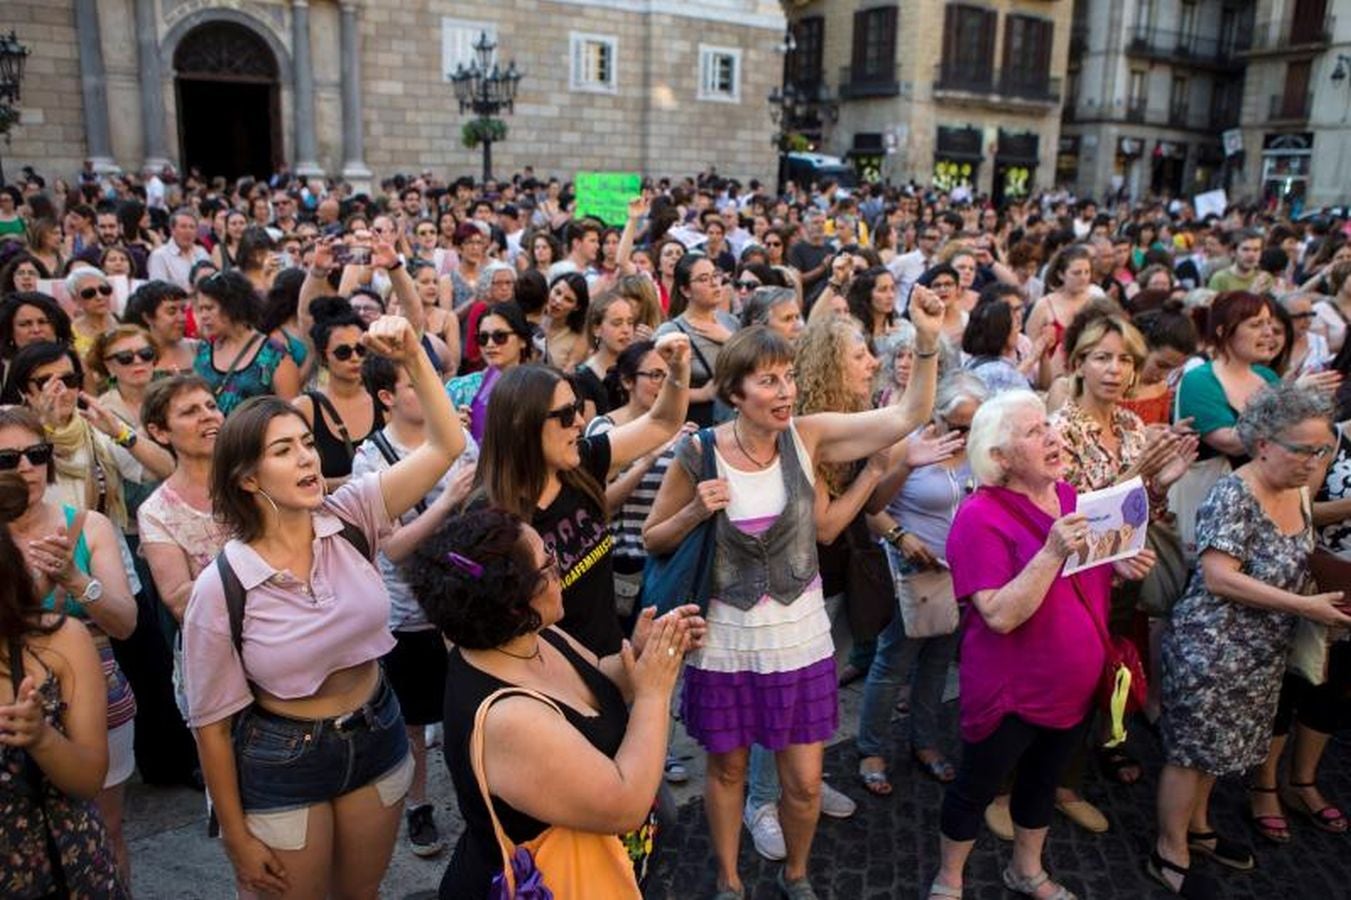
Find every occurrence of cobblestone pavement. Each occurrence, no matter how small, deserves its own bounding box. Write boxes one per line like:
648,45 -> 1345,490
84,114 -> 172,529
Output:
126,643 -> 1351,898
642,703 -> 1351,900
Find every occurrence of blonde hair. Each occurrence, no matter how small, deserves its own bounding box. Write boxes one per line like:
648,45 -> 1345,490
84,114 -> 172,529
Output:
608,274 -> 663,331
1066,313 -> 1147,397
794,317 -> 872,495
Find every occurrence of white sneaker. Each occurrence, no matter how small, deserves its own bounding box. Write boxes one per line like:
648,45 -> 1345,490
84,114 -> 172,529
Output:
424,723 -> 443,749
743,802 -> 786,861
819,781 -> 857,819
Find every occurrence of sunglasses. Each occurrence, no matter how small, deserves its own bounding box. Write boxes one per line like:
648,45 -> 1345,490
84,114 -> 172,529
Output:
0,442 -> 54,471
544,398 -> 586,429
105,346 -> 157,366
31,372 -> 81,391
765,240 -> 783,247
330,343 -> 368,361
735,280 -> 760,291
80,284 -> 114,300
477,329 -> 515,346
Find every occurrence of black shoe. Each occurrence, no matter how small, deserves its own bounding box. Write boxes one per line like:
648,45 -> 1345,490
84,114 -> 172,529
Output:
407,804 -> 444,857
1147,851 -> 1220,899
1186,830 -> 1254,871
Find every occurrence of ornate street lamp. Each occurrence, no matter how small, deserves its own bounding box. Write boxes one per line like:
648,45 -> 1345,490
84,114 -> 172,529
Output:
449,32 -> 523,183
0,30 -> 31,187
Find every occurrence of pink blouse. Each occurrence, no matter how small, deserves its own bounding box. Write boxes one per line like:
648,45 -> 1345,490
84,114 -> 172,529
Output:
946,483 -> 1112,743
182,474 -> 395,728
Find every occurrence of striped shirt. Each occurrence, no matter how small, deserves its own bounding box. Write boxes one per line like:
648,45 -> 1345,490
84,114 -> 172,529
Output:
583,415 -> 671,568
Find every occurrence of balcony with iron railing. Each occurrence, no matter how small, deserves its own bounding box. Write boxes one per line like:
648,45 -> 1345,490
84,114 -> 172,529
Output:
838,62 -> 900,100
1064,96 -> 1236,131
933,63 -> 1061,106
1127,25 -> 1252,68
1250,13 -> 1334,51
1269,91 -> 1313,122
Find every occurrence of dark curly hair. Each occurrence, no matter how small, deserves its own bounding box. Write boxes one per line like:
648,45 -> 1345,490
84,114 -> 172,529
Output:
400,508 -> 544,649
123,280 -> 189,330
0,292 -> 74,358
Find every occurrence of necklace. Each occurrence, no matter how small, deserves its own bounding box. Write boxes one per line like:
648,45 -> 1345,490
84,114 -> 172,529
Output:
493,641 -> 542,662
733,417 -> 775,468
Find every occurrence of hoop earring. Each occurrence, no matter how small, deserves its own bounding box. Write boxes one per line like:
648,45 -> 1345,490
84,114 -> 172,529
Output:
257,488 -> 281,519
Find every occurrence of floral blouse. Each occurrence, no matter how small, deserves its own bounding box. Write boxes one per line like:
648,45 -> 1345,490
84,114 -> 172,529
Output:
1051,399 -> 1150,493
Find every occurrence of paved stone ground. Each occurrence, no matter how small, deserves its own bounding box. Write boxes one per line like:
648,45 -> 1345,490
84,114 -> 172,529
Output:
124,617 -> 1351,898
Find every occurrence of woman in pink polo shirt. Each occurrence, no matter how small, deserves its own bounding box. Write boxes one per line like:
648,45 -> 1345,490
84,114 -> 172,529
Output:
926,390 -> 1155,900
182,315 -> 466,897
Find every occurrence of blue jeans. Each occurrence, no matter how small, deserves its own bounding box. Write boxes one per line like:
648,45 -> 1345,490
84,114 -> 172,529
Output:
235,677 -> 409,812
856,610 -> 959,758
746,744 -> 780,810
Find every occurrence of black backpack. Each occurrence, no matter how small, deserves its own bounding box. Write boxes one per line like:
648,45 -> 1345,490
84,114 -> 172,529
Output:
216,518 -> 373,656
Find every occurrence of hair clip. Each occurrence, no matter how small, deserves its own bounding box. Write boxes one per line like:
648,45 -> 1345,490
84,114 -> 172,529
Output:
446,551 -> 484,578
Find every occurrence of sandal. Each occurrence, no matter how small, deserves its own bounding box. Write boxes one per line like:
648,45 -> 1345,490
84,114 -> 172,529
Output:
1246,785 -> 1290,844
927,880 -> 962,899
1282,781 -> 1350,834
858,764 -> 893,797
1186,830 -> 1254,871
1146,850 -> 1220,899
913,749 -> 956,783
1001,866 -> 1077,900
1097,747 -> 1142,785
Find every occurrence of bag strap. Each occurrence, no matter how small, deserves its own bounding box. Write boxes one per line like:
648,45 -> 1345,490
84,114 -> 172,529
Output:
981,487 -> 1114,650
673,319 -> 714,384
469,686 -> 567,896
213,332 -> 264,398
219,516 -> 373,656
308,390 -> 356,461
371,430 -> 428,515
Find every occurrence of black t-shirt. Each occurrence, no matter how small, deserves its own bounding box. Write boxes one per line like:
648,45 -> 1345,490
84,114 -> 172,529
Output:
533,433 -> 621,656
573,364 -> 612,417
439,629 -> 630,898
788,240 -> 833,308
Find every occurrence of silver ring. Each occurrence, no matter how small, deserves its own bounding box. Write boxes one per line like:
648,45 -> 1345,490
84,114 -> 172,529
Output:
667,647 -> 676,657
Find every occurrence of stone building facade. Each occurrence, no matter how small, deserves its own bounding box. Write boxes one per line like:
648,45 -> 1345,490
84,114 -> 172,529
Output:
1237,0 -> 1351,209
1058,0 -> 1252,203
781,0 -> 1073,202
5,0 -> 785,187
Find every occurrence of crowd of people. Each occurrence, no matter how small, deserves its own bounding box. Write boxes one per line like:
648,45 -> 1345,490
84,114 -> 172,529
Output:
0,161 -> 1349,900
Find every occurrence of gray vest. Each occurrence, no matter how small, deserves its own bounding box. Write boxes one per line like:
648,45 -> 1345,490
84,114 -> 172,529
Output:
708,427 -> 820,611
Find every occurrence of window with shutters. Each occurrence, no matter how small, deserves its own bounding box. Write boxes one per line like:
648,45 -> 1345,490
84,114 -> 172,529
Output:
1001,14 -> 1053,98
569,33 -> 618,94
442,18 -> 497,83
850,6 -> 898,83
941,4 -> 997,90
788,16 -> 824,91
698,46 -> 741,102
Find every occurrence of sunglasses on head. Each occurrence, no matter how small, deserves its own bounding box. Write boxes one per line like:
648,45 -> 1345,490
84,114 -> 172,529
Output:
477,329 -> 515,346
330,343 -> 368,361
0,442 -> 54,471
80,284 -> 114,300
105,346 -> 157,366
31,372 -> 81,391
544,398 -> 586,429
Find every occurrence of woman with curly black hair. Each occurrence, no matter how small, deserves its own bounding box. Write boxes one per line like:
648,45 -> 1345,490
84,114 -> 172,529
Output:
191,270 -> 299,415
400,507 -> 701,899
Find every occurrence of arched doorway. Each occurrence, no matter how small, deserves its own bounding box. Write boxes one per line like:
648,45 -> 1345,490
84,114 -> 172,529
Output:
174,21 -> 281,180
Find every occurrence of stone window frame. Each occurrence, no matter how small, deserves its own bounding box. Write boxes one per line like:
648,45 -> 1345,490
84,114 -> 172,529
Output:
569,32 -> 619,94
442,17 -> 498,83
698,44 -> 742,103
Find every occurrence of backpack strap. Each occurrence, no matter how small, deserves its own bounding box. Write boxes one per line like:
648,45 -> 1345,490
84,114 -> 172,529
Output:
219,516 -> 374,656
370,430 -> 427,515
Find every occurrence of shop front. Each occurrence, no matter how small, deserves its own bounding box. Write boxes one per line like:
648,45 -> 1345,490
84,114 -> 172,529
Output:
1150,140 -> 1188,198
1056,134 -> 1080,190
1260,132 -> 1313,212
993,130 -> 1040,206
933,125 -> 982,194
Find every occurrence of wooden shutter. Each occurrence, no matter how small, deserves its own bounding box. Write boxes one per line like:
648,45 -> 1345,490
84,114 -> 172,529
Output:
979,8 -> 997,80
875,6 -> 898,76
852,9 -> 868,78
942,4 -> 959,77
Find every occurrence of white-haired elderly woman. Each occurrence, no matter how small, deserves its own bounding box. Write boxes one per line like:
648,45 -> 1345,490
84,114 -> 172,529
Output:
457,260 -> 517,375
1150,384 -> 1349,900
856,372 -> 984,795
65,268 -> 119,365
739,286 -> 804,341
928,390 -> 1155,900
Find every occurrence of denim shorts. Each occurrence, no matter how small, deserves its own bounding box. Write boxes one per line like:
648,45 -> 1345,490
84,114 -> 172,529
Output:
234,676 -> 410,814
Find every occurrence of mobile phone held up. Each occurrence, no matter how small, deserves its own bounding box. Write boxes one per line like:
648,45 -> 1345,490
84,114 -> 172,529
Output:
331,243 -> 372,267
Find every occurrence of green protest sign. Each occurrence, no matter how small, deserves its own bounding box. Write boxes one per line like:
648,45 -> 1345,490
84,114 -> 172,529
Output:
574,171 -> 642,226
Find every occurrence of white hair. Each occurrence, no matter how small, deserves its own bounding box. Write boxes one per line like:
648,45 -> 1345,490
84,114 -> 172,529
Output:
63,266 -> 109,296
967,389 -> 1045,486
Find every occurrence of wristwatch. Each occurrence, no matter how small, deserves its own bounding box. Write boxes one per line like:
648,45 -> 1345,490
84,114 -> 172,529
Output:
882,525 -> 906,547
77,578 -> 104,606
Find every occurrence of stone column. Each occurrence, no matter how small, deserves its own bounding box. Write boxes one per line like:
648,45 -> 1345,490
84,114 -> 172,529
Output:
73,0 -> 119,173
291,0 -> 323,177
133,0 -> 170,174
339,2 -> 372,189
